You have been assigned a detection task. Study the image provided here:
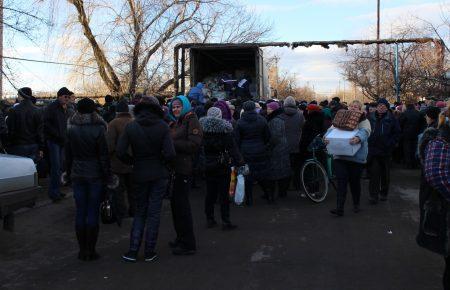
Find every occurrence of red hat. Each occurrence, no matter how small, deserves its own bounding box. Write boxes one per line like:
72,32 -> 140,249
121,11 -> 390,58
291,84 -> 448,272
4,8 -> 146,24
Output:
307,104 -> 321,112
436,101 -> 446,108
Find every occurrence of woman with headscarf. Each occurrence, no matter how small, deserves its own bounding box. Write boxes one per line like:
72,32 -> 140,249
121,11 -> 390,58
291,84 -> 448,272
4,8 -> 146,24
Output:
265,101 -> 292,203
234,101 -> 271,206
65,98 -> 111,261
167,95 -> 202,255
200,107 -> 244,230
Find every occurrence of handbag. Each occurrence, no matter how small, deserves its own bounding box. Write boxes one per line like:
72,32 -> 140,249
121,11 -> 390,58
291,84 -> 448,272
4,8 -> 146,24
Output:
416,186 -> 450,256
100,197 -> 116,224
332,110 -> 363,131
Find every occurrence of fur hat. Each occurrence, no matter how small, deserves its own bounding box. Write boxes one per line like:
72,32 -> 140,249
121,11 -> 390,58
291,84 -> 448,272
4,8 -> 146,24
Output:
76,98 -> 96,114
207,107 -> 222,119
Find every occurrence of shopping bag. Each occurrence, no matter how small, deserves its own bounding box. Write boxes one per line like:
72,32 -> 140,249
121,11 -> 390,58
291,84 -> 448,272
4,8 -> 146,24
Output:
234,174 -> 245,205
229,167 -> 237,198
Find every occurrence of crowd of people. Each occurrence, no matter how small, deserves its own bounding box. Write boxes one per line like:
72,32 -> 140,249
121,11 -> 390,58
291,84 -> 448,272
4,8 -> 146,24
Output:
1,84 -> 449,288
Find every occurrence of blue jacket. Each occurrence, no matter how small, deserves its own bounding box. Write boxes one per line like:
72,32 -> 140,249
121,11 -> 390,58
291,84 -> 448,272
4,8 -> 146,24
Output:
368,111 -> 401,156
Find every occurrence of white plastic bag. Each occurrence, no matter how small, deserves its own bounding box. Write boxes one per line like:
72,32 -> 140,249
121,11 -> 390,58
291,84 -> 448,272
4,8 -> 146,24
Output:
234,174 -> 245,205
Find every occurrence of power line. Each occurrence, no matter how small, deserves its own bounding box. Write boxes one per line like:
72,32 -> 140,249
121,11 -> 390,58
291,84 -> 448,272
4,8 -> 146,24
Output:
0,55 -> 97,69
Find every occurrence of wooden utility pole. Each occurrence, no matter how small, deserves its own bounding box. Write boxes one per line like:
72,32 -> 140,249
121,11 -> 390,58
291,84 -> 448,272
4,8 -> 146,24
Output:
376,0 -> 380,99
0,0 -> 3,99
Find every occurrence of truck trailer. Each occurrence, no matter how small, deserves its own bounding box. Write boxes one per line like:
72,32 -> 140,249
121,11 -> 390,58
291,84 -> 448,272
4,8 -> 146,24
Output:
174,43 -> 271,100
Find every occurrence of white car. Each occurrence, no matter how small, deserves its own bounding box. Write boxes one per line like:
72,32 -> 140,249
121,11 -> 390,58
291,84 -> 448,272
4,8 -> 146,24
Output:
0,154 -> 40,231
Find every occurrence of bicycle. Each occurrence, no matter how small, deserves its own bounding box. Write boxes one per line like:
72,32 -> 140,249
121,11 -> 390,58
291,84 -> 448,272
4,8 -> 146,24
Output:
300,135 -> 337,203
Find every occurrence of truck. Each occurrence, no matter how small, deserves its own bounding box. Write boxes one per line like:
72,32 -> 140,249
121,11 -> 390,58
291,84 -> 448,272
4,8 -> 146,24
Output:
174,43 -> 271,100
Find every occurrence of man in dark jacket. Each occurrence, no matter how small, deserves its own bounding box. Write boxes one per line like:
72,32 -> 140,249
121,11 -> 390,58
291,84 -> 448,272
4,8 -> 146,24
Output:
117,100 -> 176,262
44,87 -> 71,202
0,110 -> 7,151
102,95 -> 116,123
6,87 -> 44,160
399,103 -> 426,169
367,98 -> 401,204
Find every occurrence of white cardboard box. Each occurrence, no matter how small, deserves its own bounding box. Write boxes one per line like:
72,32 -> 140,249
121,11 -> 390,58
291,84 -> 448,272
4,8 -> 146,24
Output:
325,128 -> 361,156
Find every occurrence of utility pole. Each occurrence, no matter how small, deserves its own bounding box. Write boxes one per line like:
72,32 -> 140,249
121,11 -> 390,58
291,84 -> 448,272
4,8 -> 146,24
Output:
376,0 -> 380,99
0,0 -> 3,99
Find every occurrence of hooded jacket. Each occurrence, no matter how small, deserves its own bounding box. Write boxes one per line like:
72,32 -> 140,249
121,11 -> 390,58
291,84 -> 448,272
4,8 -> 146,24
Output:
168,96 -> 203,176
66,112 -> 110,182
200,116 -> 243,176
281,105 -> 305,154
188,83 -> 205,104
116,102 -> 175,182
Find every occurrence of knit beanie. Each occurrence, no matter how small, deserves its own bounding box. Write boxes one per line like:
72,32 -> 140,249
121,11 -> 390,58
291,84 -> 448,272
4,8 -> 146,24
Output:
57,87 -> 73,97
207,107 -> 222,119
436,101 -> 446,108
307,104 -> 321,112
18,87 -> 33,99
284,96 -> 296,107
141,96 -> 160,106
243,101 -> 256,112
116,100 -> 129,113
76,98 -> 96,114
267,102 -> 280,111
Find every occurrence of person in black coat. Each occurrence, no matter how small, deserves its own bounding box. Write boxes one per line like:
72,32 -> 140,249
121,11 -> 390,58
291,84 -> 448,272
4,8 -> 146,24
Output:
367,98 -> 401,204
234,101 -> 271,206
299,104 -> 326,168
65,98 -> 111,261
399,103 -> 426,168
44,87 -> 72,202
0,110 -> 7,150
200,107 -> 244,230
6,87 -> 44,160
117,100 -> 176,262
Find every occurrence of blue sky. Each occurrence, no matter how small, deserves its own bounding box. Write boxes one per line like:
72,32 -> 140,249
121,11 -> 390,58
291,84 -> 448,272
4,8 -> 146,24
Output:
3,0 -> 448,96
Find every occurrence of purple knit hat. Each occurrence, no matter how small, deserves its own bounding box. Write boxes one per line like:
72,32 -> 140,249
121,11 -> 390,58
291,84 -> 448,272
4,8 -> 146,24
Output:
214,100 -> 232,121
267,102 -> 280,111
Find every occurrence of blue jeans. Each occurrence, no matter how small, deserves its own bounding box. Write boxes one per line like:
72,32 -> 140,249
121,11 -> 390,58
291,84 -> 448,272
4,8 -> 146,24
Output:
47,141 -> 64,199
73,181 -> 103,228
8,144 -> 39,162
129,179 -> 167,253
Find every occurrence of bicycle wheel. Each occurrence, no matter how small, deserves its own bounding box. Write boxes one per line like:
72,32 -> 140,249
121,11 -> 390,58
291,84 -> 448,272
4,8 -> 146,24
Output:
300,160 -> 328,203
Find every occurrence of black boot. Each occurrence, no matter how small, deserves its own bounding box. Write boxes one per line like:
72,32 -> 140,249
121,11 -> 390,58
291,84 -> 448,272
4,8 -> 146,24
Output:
86,226 -> 100,261
75,226 -> 87,261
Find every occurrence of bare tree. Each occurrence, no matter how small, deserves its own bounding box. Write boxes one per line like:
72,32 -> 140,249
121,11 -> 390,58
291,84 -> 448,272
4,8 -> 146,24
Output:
340,27 -> 447,101
64,0 -> 272,95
